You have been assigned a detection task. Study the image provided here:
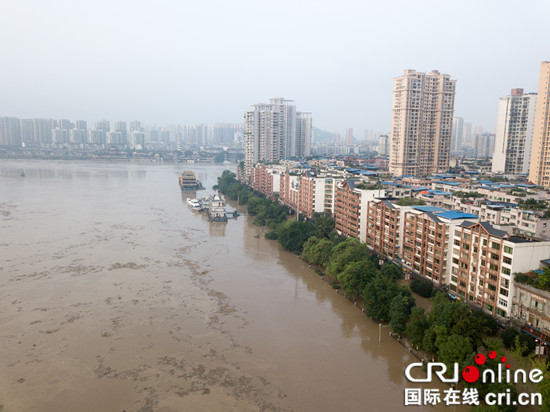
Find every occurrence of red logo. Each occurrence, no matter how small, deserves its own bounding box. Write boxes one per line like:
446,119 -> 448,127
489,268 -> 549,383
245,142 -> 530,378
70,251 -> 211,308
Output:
461,351 -> 510,383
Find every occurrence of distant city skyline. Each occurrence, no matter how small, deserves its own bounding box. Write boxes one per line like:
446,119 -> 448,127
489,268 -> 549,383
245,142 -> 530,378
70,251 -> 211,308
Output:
0,1 -> 548,134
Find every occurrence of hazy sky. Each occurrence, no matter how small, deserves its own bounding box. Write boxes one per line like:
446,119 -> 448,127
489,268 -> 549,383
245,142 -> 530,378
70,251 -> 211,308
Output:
1,0 -> 549,135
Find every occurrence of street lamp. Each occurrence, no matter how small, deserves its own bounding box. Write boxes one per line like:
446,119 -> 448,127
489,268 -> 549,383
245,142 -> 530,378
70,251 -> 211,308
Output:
535,334 -> 547,361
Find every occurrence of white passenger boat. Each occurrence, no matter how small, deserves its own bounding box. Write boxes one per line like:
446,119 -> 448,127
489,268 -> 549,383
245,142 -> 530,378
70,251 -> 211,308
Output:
187,198 -> 203,211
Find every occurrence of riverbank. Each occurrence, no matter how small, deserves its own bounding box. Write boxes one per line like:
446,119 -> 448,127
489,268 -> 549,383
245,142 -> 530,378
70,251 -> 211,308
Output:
217,169 -> 548,411
2,160 -> 450,411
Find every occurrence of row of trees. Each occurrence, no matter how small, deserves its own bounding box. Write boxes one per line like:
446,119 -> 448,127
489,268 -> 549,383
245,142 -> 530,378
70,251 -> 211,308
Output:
216,170 -> 546,411
303,237 -> 413,331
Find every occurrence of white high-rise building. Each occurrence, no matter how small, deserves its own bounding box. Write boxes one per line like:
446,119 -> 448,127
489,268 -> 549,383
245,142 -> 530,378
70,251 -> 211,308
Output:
492,89 -> 537,175
389,69 -> 456,176
378,134 -> 390,156
451,117 -> 464,153
296,112 -> 312,158
244,98 -> 311,176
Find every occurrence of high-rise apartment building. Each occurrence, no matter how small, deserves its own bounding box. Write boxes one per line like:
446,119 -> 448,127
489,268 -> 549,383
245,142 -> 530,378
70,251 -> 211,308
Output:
345,128 -> 353,145
295,112 -> 312,158
244,98 -> 311,177
529,62 -> 550,186
114,121 -> 128,145
389,69 -> 456,177
492,89 -> 537,174
0,117 -> 22,146
451,117 -> 464,154
378,134 -> 390,156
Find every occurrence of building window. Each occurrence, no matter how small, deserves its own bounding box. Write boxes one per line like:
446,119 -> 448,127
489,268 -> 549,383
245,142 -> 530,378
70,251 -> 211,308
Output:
504,246 -> 513,254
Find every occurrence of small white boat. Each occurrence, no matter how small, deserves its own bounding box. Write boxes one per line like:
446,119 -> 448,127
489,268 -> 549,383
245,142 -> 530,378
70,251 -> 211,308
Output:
187,198 -> 203,211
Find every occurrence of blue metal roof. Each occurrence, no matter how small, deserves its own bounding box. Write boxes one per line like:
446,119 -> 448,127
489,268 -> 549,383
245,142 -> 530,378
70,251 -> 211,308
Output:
429,190 -> 452,196
437,211 -> 479,220
516,183 -> 538,188
413,206 -> 447,213
433,180 -> 461,186
381,181 -> 401,186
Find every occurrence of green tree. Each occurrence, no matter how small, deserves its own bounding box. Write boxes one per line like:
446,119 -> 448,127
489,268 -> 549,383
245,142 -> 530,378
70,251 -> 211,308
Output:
362,274 -> 401,321
437,334 -> 473,372
532,359 -> 550,412
450,305 -> 491,351
277,220 -> 313,252
406,307 -> 429,348
302,237 -> 334,267
472,310 -> 499,336
380,262 -> 403,280
410,278 -> 434,297
326,238 -> 369,276
501,327 -> 519,349
389,295 -> 409,336
312,213 -> 335,239
337,260 -> 377,298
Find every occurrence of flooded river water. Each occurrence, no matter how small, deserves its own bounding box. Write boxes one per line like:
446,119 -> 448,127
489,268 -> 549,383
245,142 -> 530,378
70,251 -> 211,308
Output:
0,160 -> 461,411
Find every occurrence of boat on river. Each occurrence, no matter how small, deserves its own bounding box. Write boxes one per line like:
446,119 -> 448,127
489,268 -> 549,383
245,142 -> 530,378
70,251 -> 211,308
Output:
206,193 -> 228,222
186,198 -> 203,211
179,170 -> 204,191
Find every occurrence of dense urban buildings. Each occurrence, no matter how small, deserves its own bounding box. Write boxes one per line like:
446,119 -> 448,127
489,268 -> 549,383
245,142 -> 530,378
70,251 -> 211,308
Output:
243,98 -> 311,177
492,89 -> 537,174
529,62 -> 550,187
389,69 -> 456,177
0,117 -> 244,150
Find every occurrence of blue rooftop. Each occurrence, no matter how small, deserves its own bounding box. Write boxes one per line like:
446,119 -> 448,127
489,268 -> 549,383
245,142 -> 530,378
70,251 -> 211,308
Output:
413,206 -> 447,213
437,211 -> 479,220
430,174 -> 458,179
429,190 -> 452,196
381,181 -> 401,186
433,180 -> 461,186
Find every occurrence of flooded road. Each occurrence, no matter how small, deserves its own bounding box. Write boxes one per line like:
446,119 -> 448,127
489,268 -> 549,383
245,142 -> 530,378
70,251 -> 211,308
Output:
0,160 -> 456,411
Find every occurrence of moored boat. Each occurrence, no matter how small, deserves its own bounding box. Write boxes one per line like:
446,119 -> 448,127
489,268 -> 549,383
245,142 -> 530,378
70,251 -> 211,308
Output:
207,193 -> 228,222
187,198 -> 203,211
179,170 -> 204,191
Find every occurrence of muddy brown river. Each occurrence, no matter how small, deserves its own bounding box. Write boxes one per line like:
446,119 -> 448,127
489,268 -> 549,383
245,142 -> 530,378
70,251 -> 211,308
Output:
0,160 -> 461,411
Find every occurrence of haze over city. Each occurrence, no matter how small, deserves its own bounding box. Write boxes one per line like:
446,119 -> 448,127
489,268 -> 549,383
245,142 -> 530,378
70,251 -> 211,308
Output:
1,0 -> 549,134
